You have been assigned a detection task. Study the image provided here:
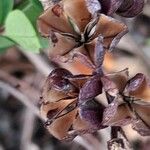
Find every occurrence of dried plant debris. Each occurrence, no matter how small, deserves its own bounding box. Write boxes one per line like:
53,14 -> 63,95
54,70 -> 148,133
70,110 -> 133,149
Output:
107,126 -> 132,150
102,73 -> 150,136
99,0 -> 144,17
37,0 -> 149,149
40,67 -> 150,141
40,68 -> 105,140
38,0 -> 127,65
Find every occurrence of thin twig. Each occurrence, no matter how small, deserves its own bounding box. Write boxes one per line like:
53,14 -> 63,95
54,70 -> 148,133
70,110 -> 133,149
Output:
0,70 -> 40,104
20,108 -> 36,150
22,51 -> 53,76
0,81 -> 44,120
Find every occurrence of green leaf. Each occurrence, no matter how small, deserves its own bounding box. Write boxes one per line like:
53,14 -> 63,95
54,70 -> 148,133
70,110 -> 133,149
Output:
23,4 -> 43,28
0,36 -> 15,53
39,37 -> 49,49
4,10 -> 41,53
19,0 -> 43,28
15,0 -> 29,10
0,0 -> 14,25
29,0 -> 43,10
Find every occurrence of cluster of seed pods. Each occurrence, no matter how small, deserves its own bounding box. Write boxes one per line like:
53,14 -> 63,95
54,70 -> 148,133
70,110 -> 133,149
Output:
38,0 -> 150,148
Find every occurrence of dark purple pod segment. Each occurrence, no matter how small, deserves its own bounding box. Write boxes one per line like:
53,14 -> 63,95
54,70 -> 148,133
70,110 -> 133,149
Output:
125,73 -> 145,93
102,99 -> 119,125
99,0 -> 144,17
117,0 -> 145,17
79,100 -> 105,128
98,0 -> 110,14
94,35 -> 105,72
99,0 -> 123,15
47,68 -> 77,93
49,68 -> 72,78
78,75 -> 103,105
67,74 -> 92,88
117,0 -> 134,13
47,108 -> 59,119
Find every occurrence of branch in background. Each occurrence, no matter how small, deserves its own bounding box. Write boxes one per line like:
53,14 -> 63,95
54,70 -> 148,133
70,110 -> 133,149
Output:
20,108 -> 37,150
0,81 -> 43,120
22,51 -> 53,76
0,70 -> 40,104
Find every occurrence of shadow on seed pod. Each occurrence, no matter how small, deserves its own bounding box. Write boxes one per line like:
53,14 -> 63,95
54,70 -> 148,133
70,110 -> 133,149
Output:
98,0 -> 144,17
117,0 -> 145,17
79,99 -> 106,129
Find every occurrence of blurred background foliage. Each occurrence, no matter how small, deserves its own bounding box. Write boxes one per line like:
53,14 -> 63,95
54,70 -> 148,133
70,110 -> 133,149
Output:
0,0 -> 48,53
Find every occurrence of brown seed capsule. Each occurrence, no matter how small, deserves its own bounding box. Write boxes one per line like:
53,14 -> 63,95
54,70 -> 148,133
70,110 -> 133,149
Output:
40,68 -> 105,140
102,71 -> 150,136
99,0 -> 145,17
117,0 -> 145,17
38,0 -> 127,66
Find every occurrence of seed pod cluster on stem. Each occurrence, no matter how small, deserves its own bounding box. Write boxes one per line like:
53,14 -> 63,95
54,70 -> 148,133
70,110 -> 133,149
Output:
37,0 -> 149,149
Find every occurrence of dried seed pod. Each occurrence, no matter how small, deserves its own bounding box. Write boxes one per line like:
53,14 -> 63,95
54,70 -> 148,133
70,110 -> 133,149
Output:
79,99 -> 105,129
131,105 -> 150,137
63,0 -> 92,32
101,76 -> 119,97
102,71 -> 150,135
79,74 -> 103,105
99,0 -> 124,15
67,74 -> 92,88
125,73 -> 145,92
73,115 -> 90,131
102,101 -> 133,126
38,3 -> 75,36
125,73 -> 150,101
48,32 -> 77,62
91,14 -> 128,51
133,103 -> 150,126
42,68 -> 78,103
117,0 -> 145,17
107,68 -> 129,93
126,90 -> 150,136
40,99 -> 77,139
40,68 -> 79,139
38,0 -> 127,66
41,68 -> 105,140
99,0 -> 145,17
